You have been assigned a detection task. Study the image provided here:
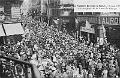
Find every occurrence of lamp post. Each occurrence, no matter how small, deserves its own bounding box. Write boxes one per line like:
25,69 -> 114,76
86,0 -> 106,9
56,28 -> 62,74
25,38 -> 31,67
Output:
47,0 -> 50,26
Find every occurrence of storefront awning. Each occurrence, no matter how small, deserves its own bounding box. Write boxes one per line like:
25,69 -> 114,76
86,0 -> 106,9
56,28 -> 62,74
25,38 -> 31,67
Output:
3,23 -> 24,36
80,20 -> 95,34
0,24 -> 5,36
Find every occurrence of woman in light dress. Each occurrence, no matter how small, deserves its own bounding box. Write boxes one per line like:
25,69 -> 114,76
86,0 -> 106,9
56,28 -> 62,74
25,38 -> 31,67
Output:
102,67 -> 108,78
72,65 -> 79,78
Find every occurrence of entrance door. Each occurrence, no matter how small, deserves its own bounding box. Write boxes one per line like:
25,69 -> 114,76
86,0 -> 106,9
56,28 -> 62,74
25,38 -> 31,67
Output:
81,31 -> 88,41
89,33 -> 96,43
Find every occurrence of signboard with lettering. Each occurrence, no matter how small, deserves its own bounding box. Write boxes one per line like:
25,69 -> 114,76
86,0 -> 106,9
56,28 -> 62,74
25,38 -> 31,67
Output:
81,27 -> 95,33
77,16 -> 98,24
11,6 -> 21,19
99,16 -> 120,25
77,16 -> 120,25
74,0 -> 120,12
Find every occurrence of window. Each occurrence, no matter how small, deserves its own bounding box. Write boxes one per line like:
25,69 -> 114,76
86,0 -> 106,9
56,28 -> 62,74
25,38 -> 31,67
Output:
93,12 -> 100,15
84,12 -> 92,15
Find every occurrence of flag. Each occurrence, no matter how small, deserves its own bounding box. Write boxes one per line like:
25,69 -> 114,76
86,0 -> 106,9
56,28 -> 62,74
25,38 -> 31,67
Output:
86,20 -> 91,28
101,24 -> 107,45
53,19 -> 59,24
75,18 -> 79,24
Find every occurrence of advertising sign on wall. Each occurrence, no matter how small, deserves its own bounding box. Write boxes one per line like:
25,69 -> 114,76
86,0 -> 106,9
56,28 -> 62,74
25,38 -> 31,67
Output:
99,16 -> 120,25
77,16 -> 120,25
11,5 -> 21,19
74,0 -> 120,12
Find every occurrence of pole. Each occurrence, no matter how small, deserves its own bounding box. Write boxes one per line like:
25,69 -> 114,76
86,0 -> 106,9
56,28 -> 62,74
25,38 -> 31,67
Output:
2,24 -> 6,44
79,23 -> 82,42
47,0 -> 50,25
75,18 -> 80,41
87,33 -> 90,42
79,26 -> 81,40
75,18 -> 77,40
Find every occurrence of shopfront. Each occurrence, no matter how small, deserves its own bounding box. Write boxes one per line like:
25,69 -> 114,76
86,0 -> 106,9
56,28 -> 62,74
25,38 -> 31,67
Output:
52,16 -> 75,36
98,16 -> 120,47
0,23 -> 24,45
80,20 -> 95,43
75,13 -> 120,47
76,15 -> 98,43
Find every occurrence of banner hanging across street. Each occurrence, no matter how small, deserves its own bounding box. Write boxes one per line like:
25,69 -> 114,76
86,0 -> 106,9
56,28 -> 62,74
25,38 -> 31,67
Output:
74,0 -> 120,12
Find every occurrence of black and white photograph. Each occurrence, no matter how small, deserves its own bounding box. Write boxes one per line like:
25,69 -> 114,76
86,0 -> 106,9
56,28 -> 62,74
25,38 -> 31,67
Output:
0,0 -> 120,78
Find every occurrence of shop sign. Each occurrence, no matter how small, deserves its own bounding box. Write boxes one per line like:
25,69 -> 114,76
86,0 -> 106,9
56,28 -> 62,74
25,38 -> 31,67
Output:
11,6 -> 21,19
99,16 -> 120,25
77,16 -> 98,24
74,0 -> 120,12
0,15 -> 5,21
81,27 -> 95,33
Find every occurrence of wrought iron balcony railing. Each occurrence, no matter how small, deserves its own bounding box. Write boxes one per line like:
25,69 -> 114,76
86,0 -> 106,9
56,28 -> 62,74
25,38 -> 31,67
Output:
0,55 -> 35,78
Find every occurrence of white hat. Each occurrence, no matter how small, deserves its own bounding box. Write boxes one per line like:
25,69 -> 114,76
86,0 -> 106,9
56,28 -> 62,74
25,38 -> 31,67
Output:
31,54 -> 37,59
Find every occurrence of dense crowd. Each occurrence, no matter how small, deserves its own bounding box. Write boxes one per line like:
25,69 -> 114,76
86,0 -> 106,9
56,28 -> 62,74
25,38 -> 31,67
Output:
0,18 -> 120,78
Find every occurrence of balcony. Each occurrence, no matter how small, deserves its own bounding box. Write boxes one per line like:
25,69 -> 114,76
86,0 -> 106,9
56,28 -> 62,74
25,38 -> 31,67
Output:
0,55 -> 35,78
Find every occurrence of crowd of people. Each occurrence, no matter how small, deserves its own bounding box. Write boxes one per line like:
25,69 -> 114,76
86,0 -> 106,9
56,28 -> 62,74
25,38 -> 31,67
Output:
0,17 -> 120,78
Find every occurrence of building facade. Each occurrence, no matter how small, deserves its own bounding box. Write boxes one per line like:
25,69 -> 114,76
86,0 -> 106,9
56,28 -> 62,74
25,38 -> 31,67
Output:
0,0 -> 24,22
75,12 -> 120,45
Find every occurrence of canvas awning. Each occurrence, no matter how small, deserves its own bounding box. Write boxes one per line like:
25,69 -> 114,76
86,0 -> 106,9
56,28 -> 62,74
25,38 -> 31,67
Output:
80,20 -> 95,34
3,23 -> 24,36
0,24 -> 5,36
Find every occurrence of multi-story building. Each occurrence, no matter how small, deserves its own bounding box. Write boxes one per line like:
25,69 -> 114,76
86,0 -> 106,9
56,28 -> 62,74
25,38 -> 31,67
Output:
0,0 -> 41,22
40,0 -> 60,23
75,12 -> 120,45
0,0 -> 24,22
47,0 -> 75,34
